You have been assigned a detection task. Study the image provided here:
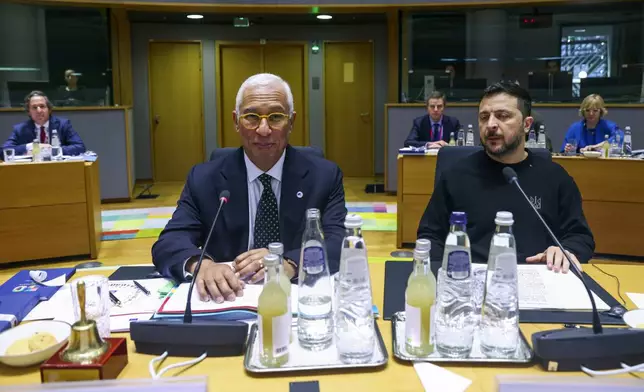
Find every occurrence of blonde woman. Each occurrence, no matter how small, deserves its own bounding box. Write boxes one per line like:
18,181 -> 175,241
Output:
561,94 -> 623,153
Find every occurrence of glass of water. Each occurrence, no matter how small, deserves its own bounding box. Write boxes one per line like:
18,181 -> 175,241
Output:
51,146 -> 62,161
3,148 -> 15,162
70,275 -> 111,339
567,139 -> 578,156
472,268 -> 487,321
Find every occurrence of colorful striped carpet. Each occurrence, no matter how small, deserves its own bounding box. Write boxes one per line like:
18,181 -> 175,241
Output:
101,202 -> 397,241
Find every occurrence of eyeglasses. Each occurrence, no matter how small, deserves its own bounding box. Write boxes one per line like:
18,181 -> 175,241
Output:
239,113 -> 290,129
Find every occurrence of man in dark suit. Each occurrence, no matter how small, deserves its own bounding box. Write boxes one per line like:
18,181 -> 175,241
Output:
404,91 -> 462,148
152,73 -> 348,304
2,91 -> 86,156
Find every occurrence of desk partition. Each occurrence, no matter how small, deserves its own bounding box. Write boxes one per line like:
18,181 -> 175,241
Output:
385,103 -> 644,192
0,107 -> 135,201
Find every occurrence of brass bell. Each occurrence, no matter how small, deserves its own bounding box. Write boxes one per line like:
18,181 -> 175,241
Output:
61,281 -> 109,364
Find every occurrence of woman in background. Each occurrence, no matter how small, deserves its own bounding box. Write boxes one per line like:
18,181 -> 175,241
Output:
561,94 -> 622,153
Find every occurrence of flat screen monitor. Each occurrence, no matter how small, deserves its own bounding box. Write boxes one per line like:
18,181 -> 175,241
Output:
407,70 -> 451,103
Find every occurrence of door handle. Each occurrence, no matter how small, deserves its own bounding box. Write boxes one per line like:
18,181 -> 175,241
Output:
360,112 -> 370,117
154,115 -> 161,125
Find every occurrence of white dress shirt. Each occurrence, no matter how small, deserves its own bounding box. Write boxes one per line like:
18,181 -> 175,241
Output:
244,149 -> 285,250
26,121 -> 49,151
183,149 -> 286,277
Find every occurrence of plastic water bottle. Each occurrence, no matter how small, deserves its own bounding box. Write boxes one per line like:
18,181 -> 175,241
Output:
335,214 -> 375,364
527,129 -> 537,148
435,212 -> 475,358
297,208 -> 333,351
32,138 -> 41,162
465,124 -> 474,146
624,126 -> 632,156
448,132 -> 456,146
51,129 -> 62,160
457,128 -> 465,146
480,211 -> 519,358
610,133 -> 621,157
268,242 -> 292,342
537,125 -> 547,149
405,245 -> 436,357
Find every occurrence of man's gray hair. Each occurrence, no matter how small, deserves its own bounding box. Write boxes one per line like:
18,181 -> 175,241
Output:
235,73 -> 294,116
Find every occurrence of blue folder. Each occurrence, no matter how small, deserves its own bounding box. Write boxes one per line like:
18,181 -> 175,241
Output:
0,268 -> 76,332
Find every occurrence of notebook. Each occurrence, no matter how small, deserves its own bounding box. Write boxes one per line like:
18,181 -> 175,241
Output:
157,283 -> 298,317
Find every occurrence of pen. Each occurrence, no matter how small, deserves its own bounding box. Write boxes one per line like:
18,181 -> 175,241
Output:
109,291 -> 122,306
133,280 -> 151,296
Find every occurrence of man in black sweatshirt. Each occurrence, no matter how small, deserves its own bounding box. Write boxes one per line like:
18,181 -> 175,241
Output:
417,82 -> 595,273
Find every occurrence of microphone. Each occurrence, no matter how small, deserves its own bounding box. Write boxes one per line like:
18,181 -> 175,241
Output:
130,189 -> 249,358
502,167 -> 644,371
184,190 -> 229,324
502,167 -> 601,334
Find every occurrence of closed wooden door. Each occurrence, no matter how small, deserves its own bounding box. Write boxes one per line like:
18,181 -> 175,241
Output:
324,42 -> 374,177
219,45 -> 262,148
263,45 -> 306,146
218,43 -> 307,147
149,41 -> 204,182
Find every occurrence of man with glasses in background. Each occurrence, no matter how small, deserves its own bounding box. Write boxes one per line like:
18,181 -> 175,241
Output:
152,73 -> 347,304
404,90 -> 462,148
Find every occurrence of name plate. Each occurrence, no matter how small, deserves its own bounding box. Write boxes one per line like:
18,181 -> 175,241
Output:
0,376 -> 207,392
497,375 -> 644,391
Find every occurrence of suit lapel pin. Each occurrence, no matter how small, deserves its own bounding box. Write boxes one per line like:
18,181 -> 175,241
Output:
296,191 -> 303,199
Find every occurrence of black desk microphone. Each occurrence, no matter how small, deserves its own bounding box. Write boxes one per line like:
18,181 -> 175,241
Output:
502,167 -> 644,371
130,190 -> 249,357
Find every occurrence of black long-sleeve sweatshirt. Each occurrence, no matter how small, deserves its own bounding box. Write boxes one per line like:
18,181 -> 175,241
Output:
417,149 -> 595,264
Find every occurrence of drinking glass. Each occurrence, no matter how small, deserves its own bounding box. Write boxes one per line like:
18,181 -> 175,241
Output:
471,268 -> 487,321
3,148 -> 15,162
40,145 -> 52,162
567,139 -> 578,156
70,275 -> 111,339
51,146 -> 62,161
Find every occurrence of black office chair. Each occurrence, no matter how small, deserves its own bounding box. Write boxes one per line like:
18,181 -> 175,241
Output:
434,146 -> 551,190
209,145 -> 324,162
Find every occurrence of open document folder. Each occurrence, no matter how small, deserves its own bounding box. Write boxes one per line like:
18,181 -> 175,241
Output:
471,264 -> 610,311
156,273 -> 380,320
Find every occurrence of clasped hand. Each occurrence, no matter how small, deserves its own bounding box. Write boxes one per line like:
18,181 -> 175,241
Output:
192,248 -> 295,303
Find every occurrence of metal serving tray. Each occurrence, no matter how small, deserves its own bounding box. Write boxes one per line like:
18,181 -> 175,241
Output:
244,320 -> 388,373
391,311 -> 534,364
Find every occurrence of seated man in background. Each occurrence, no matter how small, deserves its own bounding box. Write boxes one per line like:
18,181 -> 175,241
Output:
417,82 -> 595,273
404,91 -> 462,148
56,69 -> 88,106
2,91 -> 86,156
152,73 -> 347,303
561,94 -> 623,153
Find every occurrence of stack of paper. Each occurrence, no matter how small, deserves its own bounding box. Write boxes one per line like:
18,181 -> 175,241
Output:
157,283 -> 299,317
471,264 -> 610,311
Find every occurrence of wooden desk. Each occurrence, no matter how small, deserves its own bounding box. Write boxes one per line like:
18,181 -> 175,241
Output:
0,261 -> 641,391
396,154 -> 644,256
0,160 -> 101,264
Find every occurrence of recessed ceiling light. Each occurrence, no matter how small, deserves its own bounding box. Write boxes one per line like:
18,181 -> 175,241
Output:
187,14 -> 204,20
317,14 -> 332,20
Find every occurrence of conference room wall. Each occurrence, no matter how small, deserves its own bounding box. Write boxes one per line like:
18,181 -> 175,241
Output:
0,109 -> 134,200
385,105 -> 644,191
130,22 -> 388,180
